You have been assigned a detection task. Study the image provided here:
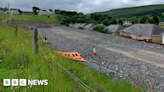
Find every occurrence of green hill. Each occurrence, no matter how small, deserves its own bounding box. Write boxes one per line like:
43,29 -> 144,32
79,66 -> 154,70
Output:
91,4 -> 164,18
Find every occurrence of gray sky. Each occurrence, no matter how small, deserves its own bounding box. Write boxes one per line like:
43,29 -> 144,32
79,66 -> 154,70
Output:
1,0 -> 164,14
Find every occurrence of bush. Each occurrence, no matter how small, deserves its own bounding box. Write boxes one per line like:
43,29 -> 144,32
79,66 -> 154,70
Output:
78,27 -> 84,29
92,25 -> 108,33
48,16 -> 50,18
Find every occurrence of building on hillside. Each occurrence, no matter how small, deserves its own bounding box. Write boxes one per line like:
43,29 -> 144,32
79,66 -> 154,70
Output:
69,23 -> 73,27
22,11 -> 34,15
119,24 -> 164,43
0,10 -> 4,13
159,22 -> 164,26
78,23 -> 87,28
72,23 -> 78,28
38,10 -> 49,15
74,23 -> 82,28
161,32 -> 164,44
123,20 -> 132,26
5,10 -> 19,14
84,24 -> 94,30
105,24 -> 125,35
49,11 -> 55,15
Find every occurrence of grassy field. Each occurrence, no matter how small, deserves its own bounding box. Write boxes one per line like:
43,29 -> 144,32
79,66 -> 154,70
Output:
160,26 -> 164,28
0,13 -> 60,24
0,20 -> 147,91
90,4 -> 164,18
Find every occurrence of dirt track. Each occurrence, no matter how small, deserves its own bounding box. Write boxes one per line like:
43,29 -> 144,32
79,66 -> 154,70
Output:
44,26 -> 164,68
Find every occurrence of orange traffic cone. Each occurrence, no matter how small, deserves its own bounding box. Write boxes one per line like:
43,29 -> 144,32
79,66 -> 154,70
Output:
93,46 -> 97,55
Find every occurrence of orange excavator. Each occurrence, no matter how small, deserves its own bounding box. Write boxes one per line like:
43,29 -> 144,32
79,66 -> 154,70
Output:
55,51 -> 87,62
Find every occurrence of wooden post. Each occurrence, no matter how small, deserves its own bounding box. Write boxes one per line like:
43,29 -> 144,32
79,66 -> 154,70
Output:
0,18 -> 2,25
8,2 -> 10,29
15,21 -> 18,36
33,29 -> 38,56
35,29 -> 38,54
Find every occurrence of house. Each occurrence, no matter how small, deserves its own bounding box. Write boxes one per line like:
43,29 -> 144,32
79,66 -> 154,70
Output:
22,11 -> 34,15
119,24 -> 164,43
78,23 -> 87,28
123,20 -> 132,26
84,24 -> 94,30
159,22 -> 164,26
69,23 -> 73,27
38,10 -> 49,15
49,11 -> 55,15
72,23 -> 78,28
161,32 -> 164,44
5,10 -> 19,14
105,24 -> 125,35
74,23 -> 82,28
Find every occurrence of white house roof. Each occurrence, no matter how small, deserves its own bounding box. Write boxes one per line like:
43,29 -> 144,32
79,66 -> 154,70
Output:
120,24 -> 164,36
5,10 -> 19,13
123,20 -> 131,23
73,23 -> 78,28
106,25 -> 125,33
79,23 -> 87,27
84,24 -> 94,29
38,10 -> 48,13
74,23 -> 82,28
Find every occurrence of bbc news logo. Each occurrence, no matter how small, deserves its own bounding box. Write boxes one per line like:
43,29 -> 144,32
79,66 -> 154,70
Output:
3,79 -> 48,86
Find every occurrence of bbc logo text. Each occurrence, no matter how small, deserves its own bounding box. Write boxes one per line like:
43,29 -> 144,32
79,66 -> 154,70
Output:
3,79 -> 48,86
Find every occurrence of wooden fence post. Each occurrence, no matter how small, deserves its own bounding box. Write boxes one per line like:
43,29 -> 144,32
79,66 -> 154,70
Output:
15,20 -> 18,37
35,29 -> 38,54
0,18 -> 2,25
32,29 -> 38,56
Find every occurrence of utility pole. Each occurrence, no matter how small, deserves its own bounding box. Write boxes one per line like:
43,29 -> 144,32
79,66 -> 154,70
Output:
8,2 -> 10,17
8,2 -> 10,28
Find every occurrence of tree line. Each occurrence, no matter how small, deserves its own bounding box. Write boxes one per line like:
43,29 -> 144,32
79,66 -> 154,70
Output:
56,9 -> 121,26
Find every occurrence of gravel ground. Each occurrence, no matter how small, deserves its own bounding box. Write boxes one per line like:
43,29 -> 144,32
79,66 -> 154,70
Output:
37,25 -> 164,91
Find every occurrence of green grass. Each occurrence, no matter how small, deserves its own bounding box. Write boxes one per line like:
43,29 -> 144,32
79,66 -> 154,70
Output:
0,13 -> 60,24
160,26 -> 164,28
90,4 -> 164,18
0,22 -> 147,92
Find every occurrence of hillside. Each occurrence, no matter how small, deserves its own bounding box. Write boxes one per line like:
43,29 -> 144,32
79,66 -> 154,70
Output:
91,4 -> 164,18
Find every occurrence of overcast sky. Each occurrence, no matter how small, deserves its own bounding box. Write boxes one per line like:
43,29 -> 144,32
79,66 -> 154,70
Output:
0,0 -> 164,14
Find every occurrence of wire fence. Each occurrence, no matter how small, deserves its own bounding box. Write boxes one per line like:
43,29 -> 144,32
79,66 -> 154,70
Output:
37,31 -> 97,92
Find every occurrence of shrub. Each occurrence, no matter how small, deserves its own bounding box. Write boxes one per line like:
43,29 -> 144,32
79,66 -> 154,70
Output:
48,16 -> 50,18
92,25 -> 108,33
78,27 -> 84,29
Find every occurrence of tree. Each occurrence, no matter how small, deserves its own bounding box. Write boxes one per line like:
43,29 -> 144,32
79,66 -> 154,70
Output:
18,9 -> 22,14
92,25 -> 108,33
102,18 -> 110,26
49,9 -> 53,12
78,12 -> 84,15
129,16 -> 138,24
33,6 -> 40,14
140,16 -> 149,23
77,18 -> 85,23
100,16 -> 106,22
153,16 -> 159,25
149,18 -> 154,24
42,10 -> 47,12
110,18 -> 117,24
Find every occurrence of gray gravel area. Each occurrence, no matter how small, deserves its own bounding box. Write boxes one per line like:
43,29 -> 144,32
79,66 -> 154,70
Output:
37,25 -> 164,92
